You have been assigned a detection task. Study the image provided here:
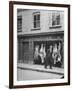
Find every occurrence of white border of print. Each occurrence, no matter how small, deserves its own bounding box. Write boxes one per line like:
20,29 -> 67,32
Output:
13,5 -> 68,85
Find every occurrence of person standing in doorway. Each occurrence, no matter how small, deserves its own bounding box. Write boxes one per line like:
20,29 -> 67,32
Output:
44,45 -> 53,69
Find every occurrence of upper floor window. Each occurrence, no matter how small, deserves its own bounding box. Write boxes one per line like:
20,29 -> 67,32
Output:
17,16 -> 22,32
33,12 -> 40,28
52,12 -> 60,26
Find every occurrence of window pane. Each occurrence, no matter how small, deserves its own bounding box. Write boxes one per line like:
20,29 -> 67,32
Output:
34,15 -> 36,21
34,21 -> 36,28
52,20 -> 55,26
33,13 -> 40,28
52,13 -> 55,21
17,16 -> 22,31
52,13 -> 56,26
56,15 -> 60,25
37,14 -> 40,20
36,20 -> 40,28
52,12 -> 60,26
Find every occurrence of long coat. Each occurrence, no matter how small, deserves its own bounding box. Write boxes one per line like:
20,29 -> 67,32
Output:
44,49 -> 53,66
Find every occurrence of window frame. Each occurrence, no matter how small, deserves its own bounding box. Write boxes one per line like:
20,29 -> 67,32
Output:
51,12 -> 61,27
17,15 -> 22,32
33,12 -> 40,29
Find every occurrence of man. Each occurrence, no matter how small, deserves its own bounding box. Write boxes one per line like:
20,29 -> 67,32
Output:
44,45 -> 53,69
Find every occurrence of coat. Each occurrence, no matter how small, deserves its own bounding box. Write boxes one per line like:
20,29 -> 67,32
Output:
44,49 -> 53,66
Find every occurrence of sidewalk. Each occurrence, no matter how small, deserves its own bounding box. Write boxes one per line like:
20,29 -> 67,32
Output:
17,63 -> 64,75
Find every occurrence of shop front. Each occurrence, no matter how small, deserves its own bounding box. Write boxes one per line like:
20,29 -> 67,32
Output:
17,31 -> 64,68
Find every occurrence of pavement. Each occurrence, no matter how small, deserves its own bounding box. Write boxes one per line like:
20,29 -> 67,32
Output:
17,63 -> 64,75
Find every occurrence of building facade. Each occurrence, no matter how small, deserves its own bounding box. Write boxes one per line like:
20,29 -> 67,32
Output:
17,9 -> 64,67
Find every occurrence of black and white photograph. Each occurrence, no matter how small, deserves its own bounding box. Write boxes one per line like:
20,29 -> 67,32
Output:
17,9 -> 64,81
9,1 -> 70,88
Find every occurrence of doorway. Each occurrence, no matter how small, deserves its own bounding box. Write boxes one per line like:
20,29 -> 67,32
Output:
22,42 -> 29,63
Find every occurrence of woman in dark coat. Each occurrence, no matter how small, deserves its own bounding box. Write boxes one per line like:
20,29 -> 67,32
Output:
44,45 -> 53,69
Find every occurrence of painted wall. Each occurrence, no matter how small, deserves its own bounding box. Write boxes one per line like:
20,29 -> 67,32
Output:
17,9 -> 64,35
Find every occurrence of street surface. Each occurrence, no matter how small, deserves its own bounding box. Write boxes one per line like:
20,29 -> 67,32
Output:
17,68 -> 63,81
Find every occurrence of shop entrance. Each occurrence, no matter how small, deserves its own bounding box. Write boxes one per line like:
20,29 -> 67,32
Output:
33,40 -> 63,67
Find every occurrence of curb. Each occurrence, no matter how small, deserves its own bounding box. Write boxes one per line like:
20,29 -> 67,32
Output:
18,66 -> 64,75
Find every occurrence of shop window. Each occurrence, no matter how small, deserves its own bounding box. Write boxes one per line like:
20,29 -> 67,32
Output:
52,12 -> 60,26
17,16 -> 22,32
33,13 -> 40,29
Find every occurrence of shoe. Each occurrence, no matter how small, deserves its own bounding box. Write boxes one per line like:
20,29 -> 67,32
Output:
50,67 -> 52,69
44,66 -> 47,69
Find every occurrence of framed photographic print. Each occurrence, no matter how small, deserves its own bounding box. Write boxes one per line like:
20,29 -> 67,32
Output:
9,1 -> 70,89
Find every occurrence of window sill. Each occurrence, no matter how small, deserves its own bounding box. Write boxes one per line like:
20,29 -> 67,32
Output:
31,28 -> 41,31
17,30 -> 22,32
49,25 -> 61,29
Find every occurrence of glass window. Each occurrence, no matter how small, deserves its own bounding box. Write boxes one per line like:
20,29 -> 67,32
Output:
52,12 -> 60,26
17,16 -> 22,31
33,13 -> 40,28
